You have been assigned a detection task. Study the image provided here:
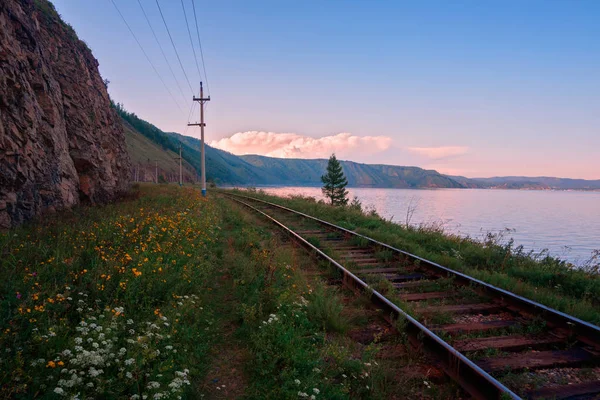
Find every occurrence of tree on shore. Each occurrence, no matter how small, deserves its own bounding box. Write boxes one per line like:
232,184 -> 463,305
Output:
321,154 -> 349,206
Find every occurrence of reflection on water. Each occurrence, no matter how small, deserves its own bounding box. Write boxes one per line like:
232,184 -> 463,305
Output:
256,186 -> 600,266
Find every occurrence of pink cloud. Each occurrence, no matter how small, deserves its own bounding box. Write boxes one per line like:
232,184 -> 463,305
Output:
405,146 -> 469,160
209,131 -> 393,159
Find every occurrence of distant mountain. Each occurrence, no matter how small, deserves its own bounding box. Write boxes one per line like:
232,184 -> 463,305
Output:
239,154 -> 463,188
475,176 -> 600,190
165,130 -> 463,188
448,175 -> 600,190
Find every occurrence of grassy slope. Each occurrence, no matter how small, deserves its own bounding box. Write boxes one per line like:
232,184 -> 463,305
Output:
123,120 -> 196,181
231,189 -> 600,325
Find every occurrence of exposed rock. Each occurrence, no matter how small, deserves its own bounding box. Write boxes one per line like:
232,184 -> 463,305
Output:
0,0 -> 131,228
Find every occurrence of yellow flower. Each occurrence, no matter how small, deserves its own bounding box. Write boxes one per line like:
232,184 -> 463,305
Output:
58,361 -> 64,366
46,361 -> 56,368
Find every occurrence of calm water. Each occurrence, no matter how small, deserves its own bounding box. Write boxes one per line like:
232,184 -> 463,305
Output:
257,186 -> 600,266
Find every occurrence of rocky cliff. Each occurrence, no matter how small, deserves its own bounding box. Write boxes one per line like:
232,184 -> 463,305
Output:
0,0 -> 130,228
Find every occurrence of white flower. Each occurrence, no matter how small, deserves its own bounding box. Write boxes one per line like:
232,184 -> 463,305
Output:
147,381 -> 160,389
313,388 -> 320,394
125,358 -> 135,366
294,379 -> 301,385
54,387 -> 65,396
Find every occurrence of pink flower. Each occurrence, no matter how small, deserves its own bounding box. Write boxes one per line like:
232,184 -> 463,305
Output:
16,292 -> 21,299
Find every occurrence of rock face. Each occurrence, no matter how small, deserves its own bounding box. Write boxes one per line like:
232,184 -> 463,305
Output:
0,0 -> 131,228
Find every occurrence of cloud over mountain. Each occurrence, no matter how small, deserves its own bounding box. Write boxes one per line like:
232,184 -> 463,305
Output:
209,131 -> 393,159
406,146 -> 469,160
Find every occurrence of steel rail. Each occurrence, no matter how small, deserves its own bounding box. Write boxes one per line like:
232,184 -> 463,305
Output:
225,194 -> 521,400
228,192 -> 600,346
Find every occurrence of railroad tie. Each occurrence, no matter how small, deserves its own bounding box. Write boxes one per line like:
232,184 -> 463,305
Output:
477,348 -> 596,373
452,334 -> 565,353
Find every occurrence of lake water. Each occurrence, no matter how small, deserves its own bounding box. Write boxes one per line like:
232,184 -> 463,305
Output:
256,186 -> 600,266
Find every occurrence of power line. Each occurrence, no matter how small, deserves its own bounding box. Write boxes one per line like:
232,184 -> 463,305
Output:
181,0 -> 202,82
191,0 -> 210,96
182,100 -> 196,136
136,0 -> 187,103
155,0 -> 195,95
109,0 -> 184,113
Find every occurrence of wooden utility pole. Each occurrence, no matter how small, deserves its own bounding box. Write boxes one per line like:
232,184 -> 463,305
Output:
188,82 -> 211,197
174,145 -> 183,186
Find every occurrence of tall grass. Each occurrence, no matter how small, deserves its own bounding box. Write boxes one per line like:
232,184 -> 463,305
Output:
0,185 -> 222,398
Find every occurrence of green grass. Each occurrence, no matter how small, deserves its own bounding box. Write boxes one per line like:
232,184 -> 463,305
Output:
2,184 -> 414,399
227,188 -> 600,325
219,198 -> 394,399
1,185 -> 220,398
123,122 -> 196,183
306,285 -> 350,333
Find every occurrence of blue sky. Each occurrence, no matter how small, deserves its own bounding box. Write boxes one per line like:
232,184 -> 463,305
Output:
52,0 -> 599,178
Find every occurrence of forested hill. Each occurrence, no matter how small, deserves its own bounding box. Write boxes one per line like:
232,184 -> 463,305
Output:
238,154 -> 464,188
116,106 -> 599,190
169,131 -> 465,188
114,104 -> 466,187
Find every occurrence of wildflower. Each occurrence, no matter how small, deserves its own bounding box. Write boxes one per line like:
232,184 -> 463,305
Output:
16,292 -> 21,299
54,387 -> 65,396
313,388 -> 320,394
294,379 -> 301,385
46,361 -> 56,368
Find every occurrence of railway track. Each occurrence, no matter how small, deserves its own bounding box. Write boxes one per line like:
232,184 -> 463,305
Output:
224,191 -> 600,400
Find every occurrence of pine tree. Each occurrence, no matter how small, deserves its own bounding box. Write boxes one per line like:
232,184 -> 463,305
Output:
321,154 -> 349,206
